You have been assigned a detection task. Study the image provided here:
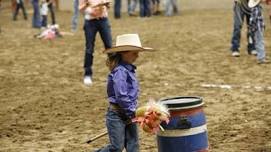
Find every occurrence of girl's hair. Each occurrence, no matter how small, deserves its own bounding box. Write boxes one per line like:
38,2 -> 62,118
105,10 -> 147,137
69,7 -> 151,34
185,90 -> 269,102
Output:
106,53 -> 121,71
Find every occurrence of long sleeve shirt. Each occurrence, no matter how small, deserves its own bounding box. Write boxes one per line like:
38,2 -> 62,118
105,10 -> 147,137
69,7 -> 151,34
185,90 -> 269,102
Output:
79,0 -> 108,20
107,61 -> 139,118
250,5 -> 265,32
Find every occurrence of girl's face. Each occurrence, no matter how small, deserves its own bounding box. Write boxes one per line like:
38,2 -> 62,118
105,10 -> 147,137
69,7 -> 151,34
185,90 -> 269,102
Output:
121,51 -> 139,64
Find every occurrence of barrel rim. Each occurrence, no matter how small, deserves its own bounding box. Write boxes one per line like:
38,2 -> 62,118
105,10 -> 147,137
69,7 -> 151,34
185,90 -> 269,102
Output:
159,96 -> 203,109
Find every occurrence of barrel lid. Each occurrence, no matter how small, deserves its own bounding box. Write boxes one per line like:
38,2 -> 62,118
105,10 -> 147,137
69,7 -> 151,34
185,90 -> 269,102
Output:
160,96 -> 204,110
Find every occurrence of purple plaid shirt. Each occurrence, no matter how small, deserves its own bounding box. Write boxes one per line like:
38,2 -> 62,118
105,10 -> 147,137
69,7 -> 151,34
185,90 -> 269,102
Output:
107,61 -> 139,118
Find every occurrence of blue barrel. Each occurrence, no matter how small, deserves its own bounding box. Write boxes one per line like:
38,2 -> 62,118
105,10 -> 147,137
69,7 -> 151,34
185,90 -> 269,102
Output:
157,96 -> 209,152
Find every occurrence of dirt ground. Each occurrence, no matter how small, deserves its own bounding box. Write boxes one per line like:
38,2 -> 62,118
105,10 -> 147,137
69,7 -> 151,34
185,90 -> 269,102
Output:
1,2 -> 271,152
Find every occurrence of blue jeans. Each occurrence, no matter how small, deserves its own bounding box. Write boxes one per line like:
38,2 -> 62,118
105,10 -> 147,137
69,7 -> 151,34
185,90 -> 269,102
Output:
41,15 -> 47,27
31,0 -> 41,28
165,0 -> 178,16
231,2 -> 255,53
139,0 -> 151,17
114,0 -> 121,18
254,29 -> 266,60
83,18 -> 112,76
71,0 -> 79,31
95,109 -> 139,152
128,0 -> 138,14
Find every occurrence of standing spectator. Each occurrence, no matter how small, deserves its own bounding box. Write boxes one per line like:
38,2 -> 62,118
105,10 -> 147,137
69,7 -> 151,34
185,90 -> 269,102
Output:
71,0 -> 79,32
151,0 -> 160,15
48,0 -> 56,24
40,0 -> 48,28
230,0 -> 256,57
114,0 -> 121,19
128,0 -> 137,16
249,0 -> 269,63
79,0 -> 112,86
32,0 -> 42,28
13,0 -> 28,21
139,0 -> 151,17
165,0 -> 179,16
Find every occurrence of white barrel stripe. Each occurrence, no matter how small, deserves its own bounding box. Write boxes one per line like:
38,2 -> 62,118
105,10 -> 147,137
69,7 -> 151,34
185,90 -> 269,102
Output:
157,125 -> 207,137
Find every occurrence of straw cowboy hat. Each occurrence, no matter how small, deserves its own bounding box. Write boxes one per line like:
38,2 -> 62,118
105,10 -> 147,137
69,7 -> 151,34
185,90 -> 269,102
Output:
104,34 -> 154,54
248,0 -> 261,8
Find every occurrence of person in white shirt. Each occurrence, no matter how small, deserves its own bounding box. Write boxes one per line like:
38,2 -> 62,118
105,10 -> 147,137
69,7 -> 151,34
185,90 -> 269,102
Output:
40,0 -> 48,28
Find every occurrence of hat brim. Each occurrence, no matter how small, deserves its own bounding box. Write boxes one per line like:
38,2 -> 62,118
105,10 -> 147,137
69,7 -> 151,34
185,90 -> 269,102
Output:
104,45 -> 154,54
248,0 -> 261,8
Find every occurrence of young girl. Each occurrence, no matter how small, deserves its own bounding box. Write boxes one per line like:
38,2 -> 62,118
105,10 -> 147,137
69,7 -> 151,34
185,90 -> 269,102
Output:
79,0 -> 112,86
94,34 -> 153,152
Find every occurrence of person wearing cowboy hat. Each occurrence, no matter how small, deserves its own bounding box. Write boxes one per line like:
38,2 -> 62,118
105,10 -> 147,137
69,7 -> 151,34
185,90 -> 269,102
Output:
230,0 -> 257,57
94,34 -> 153,152
249,0 -> 270,64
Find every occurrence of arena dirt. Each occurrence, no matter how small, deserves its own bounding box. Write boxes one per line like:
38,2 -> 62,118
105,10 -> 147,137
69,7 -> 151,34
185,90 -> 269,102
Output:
0,2 -> 271,152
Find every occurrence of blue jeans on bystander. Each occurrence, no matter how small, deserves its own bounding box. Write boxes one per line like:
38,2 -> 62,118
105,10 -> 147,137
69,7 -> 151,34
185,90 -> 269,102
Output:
139,0 -> 151,17
165,0 -> 178,16
71,0 -> 79,31
231,2 -> 255,53
83,18 -> 112,77
128,0 -> 138,15
254,29 -> 266,61
31,0 -> 41,28
114,0 -> 121,18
